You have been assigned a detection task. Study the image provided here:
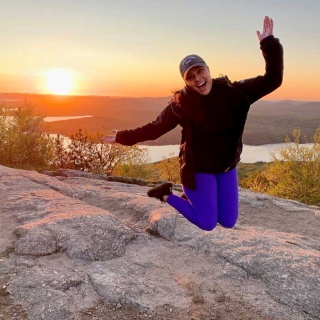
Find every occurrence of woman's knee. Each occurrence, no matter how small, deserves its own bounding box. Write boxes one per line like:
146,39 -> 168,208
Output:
197,218 -> 218,231
219,219 -> 237,229
197,219 -> 237,231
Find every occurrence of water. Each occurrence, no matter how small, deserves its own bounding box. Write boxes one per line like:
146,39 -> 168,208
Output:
49,133 -> 314,164
145,143 -> 314,163
43,116 -> 315,163
44,116 -> 92,122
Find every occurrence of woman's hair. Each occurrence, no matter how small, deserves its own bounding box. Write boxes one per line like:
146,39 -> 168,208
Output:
171,86 -> 205,124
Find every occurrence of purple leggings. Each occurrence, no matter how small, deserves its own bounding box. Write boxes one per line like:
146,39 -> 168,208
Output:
167,168 -> 239,231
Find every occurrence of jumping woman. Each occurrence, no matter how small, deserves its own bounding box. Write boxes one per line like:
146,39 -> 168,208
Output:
103,16 -> 283,231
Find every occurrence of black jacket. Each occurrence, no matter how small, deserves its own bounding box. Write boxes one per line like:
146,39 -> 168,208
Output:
116,35 -> 284,189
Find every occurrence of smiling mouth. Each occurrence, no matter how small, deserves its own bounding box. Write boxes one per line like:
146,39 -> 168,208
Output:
197,81 -> 206,89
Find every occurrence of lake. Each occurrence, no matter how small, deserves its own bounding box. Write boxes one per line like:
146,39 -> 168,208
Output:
145,143 -> 314,163
45,116 -> 92,122
49,131 -> 314,164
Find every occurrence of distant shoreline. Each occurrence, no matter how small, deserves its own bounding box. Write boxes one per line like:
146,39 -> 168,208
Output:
3,94 -> 319,147
144,143 -> 315,164
44,116 -> 92,122
1,92 -> 319,103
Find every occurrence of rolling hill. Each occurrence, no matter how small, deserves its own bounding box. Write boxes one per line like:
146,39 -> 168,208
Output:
1,93 -> 319,145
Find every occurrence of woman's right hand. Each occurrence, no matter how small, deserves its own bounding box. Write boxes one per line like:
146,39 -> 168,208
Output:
101,130 -> 119,144
101,135 -> 116,143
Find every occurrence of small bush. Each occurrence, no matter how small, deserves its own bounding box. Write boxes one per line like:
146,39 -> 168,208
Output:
0,104 -> 54,170
243,128 -> 320,206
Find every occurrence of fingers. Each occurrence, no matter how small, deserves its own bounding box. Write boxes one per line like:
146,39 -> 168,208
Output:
264,16 -> 270,30
101,130 -> 119,143
263,16 -> 273,32
269,18 -> 274,33
256,30 -> 261,40
101,135 -> 116,144
257,16 -> 274,41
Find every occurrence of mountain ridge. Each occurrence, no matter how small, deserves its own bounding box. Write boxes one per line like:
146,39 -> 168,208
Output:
1,93 -> 319,145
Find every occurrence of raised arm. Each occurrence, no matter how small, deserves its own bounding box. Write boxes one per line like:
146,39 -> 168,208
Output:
233,16 -> 284,104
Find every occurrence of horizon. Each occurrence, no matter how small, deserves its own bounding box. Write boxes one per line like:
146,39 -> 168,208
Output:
1,0 -> 320,101
1,92 -> 320,103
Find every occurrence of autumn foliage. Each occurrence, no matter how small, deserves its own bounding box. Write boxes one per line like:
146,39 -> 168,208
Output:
1,105 -> 319,206
0,105 -> 54,169
241,128 -> 320,206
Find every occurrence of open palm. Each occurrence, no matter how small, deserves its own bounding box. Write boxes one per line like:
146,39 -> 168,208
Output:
101,130 -> 119,144
101,135 -> 116,143
257,16 -> 274,41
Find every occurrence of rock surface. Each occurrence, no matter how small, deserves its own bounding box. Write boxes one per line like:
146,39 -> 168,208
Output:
0,165 -> 319,320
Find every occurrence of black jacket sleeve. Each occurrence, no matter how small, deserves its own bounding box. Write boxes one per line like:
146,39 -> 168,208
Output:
233,35 -> 284,104
115,103 -> 180,146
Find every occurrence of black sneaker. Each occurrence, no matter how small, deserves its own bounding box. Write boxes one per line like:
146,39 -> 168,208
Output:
147,182 -> 173,203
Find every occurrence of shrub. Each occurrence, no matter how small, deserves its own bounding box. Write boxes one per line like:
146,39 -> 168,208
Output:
53,129 -> 149,176
244,128 -> 320,206
0,104 -> 54,170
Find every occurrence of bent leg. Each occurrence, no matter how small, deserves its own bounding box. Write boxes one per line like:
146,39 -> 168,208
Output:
167,173 -> 218,231
216,168 -> 239,228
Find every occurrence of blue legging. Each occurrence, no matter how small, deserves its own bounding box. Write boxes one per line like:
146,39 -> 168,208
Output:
166,168 -> 239,231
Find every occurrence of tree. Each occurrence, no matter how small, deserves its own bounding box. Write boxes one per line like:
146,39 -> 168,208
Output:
53,129 -> 149,175
244,128 -> 320,206
0,104 -> 55,169
155,154 -> 180,184
112,152 -> 158,181
52,134 -> 70,169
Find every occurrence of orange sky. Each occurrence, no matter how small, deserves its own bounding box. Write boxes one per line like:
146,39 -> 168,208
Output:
1,1 -> 320,101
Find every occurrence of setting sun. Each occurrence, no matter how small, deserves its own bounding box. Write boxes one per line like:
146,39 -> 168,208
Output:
45,69 -> 74,95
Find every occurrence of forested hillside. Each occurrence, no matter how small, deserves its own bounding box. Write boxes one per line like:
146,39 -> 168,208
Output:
1,93 -> 319,145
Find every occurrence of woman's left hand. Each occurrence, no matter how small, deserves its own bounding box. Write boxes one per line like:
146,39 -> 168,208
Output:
256,16 -> 274,41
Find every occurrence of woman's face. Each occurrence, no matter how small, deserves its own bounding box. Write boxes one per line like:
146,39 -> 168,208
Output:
184,66 -> 212,95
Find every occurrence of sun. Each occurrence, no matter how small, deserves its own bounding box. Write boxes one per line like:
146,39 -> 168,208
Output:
45,69 -> 74,95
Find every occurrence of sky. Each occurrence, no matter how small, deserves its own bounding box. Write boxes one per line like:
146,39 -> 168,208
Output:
1,0 -> 320,100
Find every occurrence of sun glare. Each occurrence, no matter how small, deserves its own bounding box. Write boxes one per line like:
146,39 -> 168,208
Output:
45,69 -> 74,95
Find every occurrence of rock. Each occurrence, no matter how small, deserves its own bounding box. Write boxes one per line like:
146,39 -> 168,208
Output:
13,212 -> 135,261
0,166 -> 134,261
0,165 -> 319,320
87,239 -> 190,310
148,204 -> 320,316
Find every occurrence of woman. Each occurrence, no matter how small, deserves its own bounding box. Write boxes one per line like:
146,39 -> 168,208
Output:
103,16 -> 283,231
